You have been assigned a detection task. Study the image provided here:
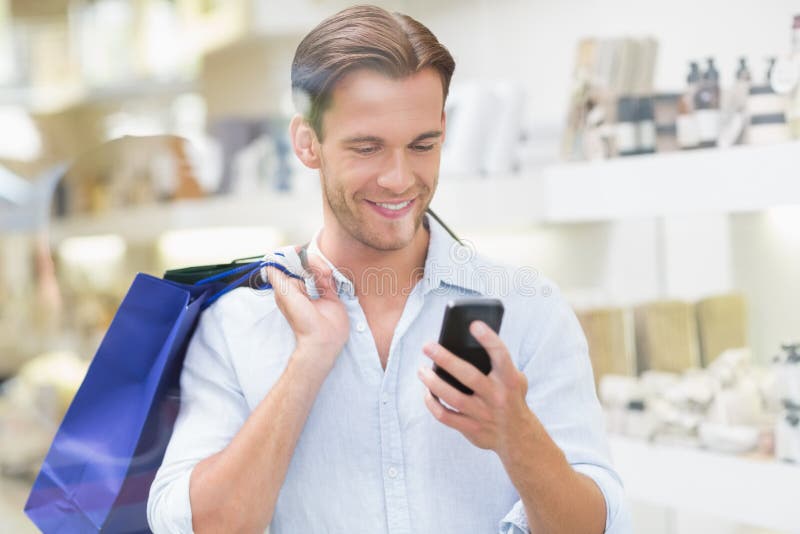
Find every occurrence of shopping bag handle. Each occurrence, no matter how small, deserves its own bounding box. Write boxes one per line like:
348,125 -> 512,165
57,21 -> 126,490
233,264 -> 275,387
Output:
196,252 -> 304,309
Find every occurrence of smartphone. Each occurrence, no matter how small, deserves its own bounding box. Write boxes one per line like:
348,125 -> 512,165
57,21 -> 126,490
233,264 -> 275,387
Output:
433,298 -> 505,395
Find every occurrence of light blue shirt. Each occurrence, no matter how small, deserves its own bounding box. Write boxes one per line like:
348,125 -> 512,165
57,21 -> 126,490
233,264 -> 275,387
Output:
148,213 -> 631,533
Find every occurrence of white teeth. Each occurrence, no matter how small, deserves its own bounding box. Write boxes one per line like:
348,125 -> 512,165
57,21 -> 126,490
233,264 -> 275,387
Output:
375,200 -> 411,210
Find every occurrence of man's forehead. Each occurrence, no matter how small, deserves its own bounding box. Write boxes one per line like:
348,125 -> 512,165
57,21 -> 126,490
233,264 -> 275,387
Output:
322,67 -> 444,140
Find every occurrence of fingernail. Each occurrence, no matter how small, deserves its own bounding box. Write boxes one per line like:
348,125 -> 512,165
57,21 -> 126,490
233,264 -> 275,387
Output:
471,321 -> 487,335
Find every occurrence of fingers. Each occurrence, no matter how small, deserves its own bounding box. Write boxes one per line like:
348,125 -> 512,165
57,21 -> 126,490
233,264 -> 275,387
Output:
264,265 -> 308,320
305,252 -> 339,301
423,390 -> 479,435
422,342 -> 493,398
417,366 -> 489,419
469,320 -> 515,382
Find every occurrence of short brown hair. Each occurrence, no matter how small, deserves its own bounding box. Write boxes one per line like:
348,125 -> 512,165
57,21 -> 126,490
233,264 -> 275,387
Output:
291,5 -> 456,140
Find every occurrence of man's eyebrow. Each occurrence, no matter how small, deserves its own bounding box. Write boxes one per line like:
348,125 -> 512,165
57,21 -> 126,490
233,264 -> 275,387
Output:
340,130 -> 443,145
341,135 -> 383,144
410,130 -> 443,143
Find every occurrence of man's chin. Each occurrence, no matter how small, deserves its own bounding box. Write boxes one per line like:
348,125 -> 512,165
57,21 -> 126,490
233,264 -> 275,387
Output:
361,217 -> 424,251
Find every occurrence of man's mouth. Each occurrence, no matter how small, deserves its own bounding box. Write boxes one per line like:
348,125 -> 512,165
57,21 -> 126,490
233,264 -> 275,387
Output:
365,198 -> 416,218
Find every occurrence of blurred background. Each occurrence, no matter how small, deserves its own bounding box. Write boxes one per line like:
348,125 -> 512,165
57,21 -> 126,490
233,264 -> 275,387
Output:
1,0 -> 799,532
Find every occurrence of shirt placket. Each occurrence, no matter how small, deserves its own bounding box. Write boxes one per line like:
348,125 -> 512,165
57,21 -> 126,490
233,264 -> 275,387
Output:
378,283 -> 427,534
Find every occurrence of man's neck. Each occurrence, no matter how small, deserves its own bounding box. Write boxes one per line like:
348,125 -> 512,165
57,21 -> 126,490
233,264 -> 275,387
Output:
316,220 -> 430,300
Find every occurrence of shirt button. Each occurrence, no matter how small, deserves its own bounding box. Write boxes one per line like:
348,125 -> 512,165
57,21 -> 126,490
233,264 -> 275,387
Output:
387,466 -> 398,479
381,393 -> 389,404
356,321 -> 366,333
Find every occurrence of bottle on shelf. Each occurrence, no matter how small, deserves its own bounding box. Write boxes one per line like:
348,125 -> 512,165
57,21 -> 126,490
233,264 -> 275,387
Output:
718,57 -> 752,148
746,58 -> 791,145
784,14 -> 800,139
695,58 -> 721,148
676,61 -> 701,149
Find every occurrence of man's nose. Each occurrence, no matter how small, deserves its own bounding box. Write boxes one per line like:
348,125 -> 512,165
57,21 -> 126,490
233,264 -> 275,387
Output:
376,149 -> 414,193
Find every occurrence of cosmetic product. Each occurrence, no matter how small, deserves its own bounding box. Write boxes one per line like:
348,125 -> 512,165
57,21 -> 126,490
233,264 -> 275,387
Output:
677,62 -> 701,149
695,294 -> 748,366
746,59 -> 791,145
695,58 -> 721,148
653,93 -> 680,152
634,300 -> 701,374
783,15 -> 800,139
719,58 -> 752,148
615,96 -> 638,156
577,307 -> 636,385
775,410 -> 800,462
637,97 -> 656,154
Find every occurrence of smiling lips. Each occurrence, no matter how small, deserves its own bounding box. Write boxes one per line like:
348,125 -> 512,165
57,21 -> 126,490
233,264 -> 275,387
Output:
366,198 -> 416,218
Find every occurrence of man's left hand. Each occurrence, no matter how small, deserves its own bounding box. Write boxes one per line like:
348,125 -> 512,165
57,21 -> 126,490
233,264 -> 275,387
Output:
418,320 -> 535,458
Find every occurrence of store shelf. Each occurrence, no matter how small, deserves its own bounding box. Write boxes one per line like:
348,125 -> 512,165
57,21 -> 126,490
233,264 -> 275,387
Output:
46,174 -> 541,243
48,189 -> 324,244
542,141 -> 800,223
45,140 -> 800,243
609,435 -> 800,532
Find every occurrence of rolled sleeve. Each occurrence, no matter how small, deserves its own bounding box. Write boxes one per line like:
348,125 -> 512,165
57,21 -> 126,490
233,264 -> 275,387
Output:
498,499 -> 529,533
147,303 -> 250,533
510,283 -> 631,533
573,463 -> 633,534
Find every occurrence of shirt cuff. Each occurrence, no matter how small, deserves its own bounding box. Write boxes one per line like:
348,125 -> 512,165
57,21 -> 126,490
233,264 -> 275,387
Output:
572,463 -> 633,534
148,467 -> 195,534
498,498 -> 529,534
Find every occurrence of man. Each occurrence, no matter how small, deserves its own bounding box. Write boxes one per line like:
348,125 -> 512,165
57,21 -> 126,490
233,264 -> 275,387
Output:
148,5 -> 630,533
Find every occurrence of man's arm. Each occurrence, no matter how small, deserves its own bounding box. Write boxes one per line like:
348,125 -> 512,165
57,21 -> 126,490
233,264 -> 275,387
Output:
189,255 -> 347,532
496,408 -> 606,533
148,252 -> 348,533
419,339 -> 606,534
189,346 -> 332,532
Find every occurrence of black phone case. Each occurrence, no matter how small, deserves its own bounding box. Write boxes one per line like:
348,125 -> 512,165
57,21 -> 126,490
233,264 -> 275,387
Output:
434,298 -> 504,395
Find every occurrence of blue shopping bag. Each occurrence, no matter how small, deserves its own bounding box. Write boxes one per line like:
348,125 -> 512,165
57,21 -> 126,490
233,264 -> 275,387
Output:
24,257 -> 301,533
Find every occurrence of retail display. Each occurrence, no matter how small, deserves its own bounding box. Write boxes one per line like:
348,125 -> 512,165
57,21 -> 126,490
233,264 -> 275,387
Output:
576,307 -> 635,385
563,14 -> 800,160
600,348 -> 776,455
562,37 -> 659,161
635,300 -> 700,374
695,294 -> 748,366
579,294 -> 749,384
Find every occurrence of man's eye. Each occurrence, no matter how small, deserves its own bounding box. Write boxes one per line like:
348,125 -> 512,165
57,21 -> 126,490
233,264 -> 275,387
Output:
412,144 -> 435,152
353,146 -> 379,155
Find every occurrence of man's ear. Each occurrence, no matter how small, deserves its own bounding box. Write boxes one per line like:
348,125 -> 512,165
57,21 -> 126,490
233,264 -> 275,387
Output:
290,114 -> 321,169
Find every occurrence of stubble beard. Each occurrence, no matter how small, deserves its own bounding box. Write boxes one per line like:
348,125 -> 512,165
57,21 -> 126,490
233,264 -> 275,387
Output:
321,169 -> 432,252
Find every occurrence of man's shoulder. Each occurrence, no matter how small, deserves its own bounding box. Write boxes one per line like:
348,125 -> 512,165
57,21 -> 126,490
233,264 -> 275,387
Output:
202,283 -> 282,334
465,252 -> 561,306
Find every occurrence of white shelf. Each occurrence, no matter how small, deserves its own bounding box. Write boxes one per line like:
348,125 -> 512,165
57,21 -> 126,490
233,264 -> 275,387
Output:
542,141 -> 800,223
45,141 -> 800,243
48,189 -> 324,244
609,435 -> 800,532
47,175 -> 540,243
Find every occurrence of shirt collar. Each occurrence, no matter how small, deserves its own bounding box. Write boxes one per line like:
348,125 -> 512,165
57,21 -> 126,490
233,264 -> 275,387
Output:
305,213 -> 486,299
421,213 -> 487,296
305,228 -> 357,298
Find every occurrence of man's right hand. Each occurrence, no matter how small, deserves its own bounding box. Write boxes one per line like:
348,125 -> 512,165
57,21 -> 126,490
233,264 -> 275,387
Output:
264,247 -> 349,371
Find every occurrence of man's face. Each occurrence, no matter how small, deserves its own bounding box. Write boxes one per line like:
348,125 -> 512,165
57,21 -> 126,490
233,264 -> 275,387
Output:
314,67 -> 445,252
